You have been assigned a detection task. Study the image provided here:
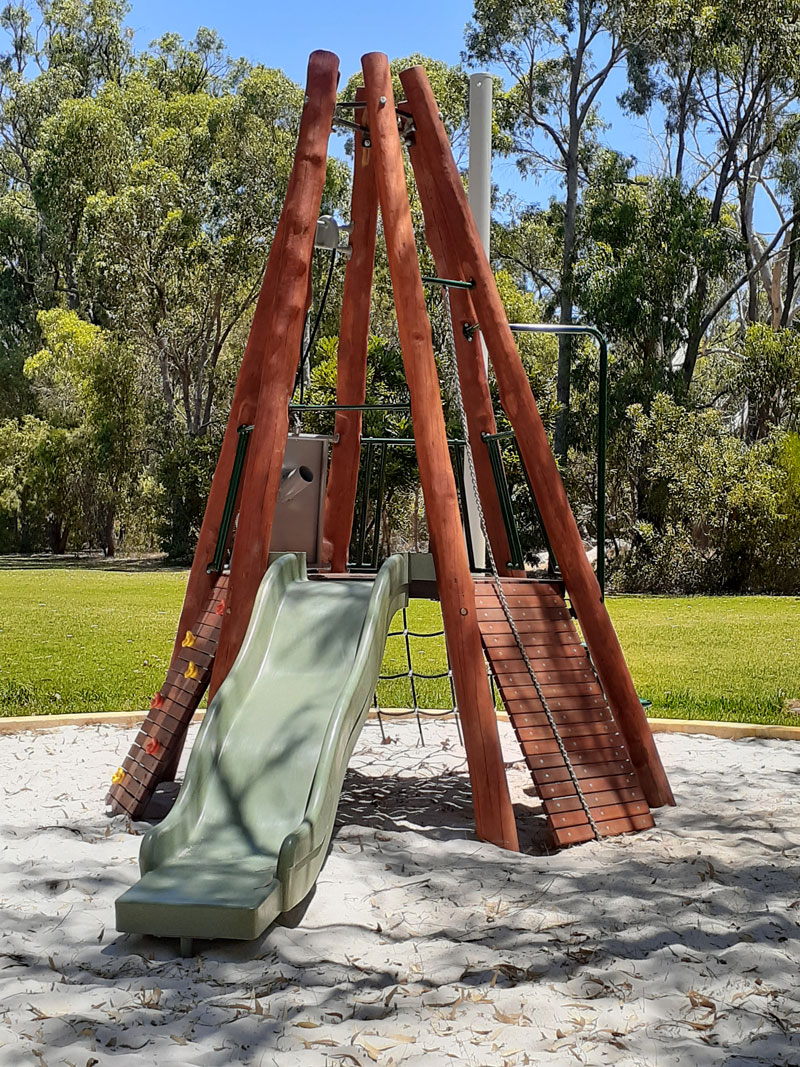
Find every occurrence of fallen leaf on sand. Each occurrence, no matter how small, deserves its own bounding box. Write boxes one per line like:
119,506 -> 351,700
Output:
687,991 -> 716,1011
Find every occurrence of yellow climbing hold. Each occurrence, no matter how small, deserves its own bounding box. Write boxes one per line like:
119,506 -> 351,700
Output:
184,660 -> 201,680
182,630 -> 197,648
111,767 -> 125,785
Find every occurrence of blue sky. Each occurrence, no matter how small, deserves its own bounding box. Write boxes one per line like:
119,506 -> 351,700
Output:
126,0 -> 474,87
125,0 -> 776,233
125,0 -> 644,208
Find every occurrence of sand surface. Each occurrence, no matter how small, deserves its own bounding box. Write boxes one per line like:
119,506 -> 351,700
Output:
1,718 -> 799,1066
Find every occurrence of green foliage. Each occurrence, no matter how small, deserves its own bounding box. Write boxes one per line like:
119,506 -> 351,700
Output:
737,325 -> 800,438
15,307 -> 144,553
157,428 -> 222,561
0,0 -> 796,600
578,164 -> 738,367
611,394 -> 796,593
0,415 -> 97,552
0,2 -> 347,556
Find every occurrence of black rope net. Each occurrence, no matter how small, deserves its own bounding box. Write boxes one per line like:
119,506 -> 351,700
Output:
372,605 -> 506,747
373,606 -> 464,745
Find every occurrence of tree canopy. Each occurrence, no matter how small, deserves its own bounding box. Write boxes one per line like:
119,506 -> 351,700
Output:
0,0 -> 798,593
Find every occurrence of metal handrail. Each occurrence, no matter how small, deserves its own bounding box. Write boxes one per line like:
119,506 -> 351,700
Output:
507,323 -> 609,596
207,424 -> 253,574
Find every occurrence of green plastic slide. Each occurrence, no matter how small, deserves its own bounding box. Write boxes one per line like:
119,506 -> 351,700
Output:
115,552 -> 409,948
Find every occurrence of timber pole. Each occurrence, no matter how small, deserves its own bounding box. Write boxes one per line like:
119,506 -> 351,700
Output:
321,87 -> 378,572
406,138 -> 519,577
210,49 -> 340,698
167,208 -> 290,671
400,63 -> 674,809
362,52 -> 519,851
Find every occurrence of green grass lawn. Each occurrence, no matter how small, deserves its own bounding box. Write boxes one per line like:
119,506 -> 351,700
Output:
0,567 -> 189,717
0,566 -> 798,725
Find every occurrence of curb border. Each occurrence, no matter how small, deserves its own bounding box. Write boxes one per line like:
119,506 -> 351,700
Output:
1,708 -> 798,741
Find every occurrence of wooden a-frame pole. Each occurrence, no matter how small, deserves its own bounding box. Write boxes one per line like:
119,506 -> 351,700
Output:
362,52 -> 519,851
167,208 -> 289,673
321,87 -> 378,572
406,137 -> 520,578
210,50 -> 340,698
400,63 -> 674,810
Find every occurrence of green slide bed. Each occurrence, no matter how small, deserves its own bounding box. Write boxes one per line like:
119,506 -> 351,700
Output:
115,552 -> 409,950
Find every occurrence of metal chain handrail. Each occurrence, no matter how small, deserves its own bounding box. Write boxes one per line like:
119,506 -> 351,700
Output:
441,289 -> 600,839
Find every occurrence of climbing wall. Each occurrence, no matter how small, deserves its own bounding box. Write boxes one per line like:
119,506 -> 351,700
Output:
475,578 -> 655,847
107,575 -> 229,819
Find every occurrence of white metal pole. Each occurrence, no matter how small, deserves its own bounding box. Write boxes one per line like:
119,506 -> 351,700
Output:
466,72 -> 493,569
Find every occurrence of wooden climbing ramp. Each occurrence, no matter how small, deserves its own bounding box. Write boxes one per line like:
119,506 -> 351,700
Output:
476,577 -> 655,848
107,576 -> 228,817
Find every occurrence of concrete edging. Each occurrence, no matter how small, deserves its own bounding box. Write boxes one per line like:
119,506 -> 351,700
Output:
1,708 -> 798,741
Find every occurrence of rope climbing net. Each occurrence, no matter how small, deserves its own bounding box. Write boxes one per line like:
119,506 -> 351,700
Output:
371,606 -> 515,750
372,606 -> 463,744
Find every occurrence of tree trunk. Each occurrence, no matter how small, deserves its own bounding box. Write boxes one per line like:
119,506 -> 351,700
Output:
48,518 -> 69,554
102,504 -> 116,557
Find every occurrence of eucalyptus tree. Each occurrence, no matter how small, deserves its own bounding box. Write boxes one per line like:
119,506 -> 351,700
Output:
0,3 -> 350,553
464,0 -> 655,460
0,0 -> 132,413
625,0 -> 800,383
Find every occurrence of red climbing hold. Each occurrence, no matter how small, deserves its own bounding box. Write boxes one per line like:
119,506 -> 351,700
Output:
215,599 -> 226,616
144,737 -> 161,757
150,692 -> 165,710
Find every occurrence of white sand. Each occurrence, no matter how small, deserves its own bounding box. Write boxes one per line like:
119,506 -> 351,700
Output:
1,719 -> 799,1066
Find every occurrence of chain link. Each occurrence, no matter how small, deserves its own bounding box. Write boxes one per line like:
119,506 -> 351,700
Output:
441,289 -> 600,839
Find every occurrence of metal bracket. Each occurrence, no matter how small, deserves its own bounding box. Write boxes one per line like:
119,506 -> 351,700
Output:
397,111 -> 415,146
462,321 -> 480,342
314,215 -> 354,261
420,275 -> 475,290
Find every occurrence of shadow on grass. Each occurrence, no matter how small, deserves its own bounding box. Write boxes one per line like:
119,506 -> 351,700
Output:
0,551 -> 186,572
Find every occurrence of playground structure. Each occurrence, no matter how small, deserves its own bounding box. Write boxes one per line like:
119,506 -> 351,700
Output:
111,50 -> 675,950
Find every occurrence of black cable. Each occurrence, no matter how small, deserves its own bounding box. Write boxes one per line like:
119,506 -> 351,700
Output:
296,248 -> 337,403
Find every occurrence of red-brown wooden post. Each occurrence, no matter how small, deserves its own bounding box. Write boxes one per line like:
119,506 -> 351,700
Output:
209,50 -> 340,698
167,215 -> 289,671
321,88 -> 378,572
362,52 -> 519,851
407,141 -> 520,578
400,64 -> 674,809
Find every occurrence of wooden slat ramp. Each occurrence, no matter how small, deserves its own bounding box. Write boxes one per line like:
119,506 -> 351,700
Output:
107,575 -> 229,818
475,578 -> 655,848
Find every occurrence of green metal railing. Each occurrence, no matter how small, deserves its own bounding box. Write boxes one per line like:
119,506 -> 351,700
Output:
288,403 -> 412,414
508,323 -> 609,595
207,423 -> 254,574
351,439 -> 389,571
481,429 -> 558,575
349,437 -> 475,572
